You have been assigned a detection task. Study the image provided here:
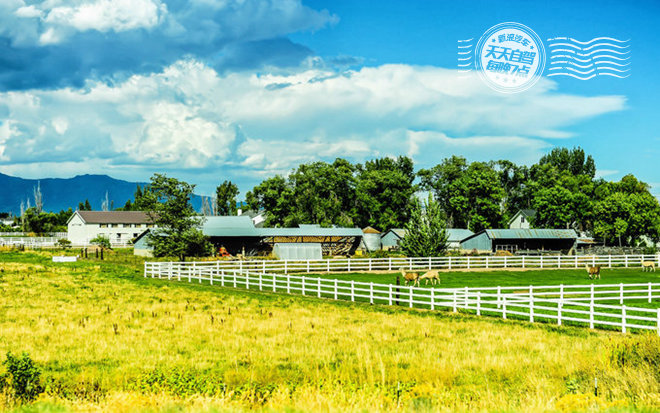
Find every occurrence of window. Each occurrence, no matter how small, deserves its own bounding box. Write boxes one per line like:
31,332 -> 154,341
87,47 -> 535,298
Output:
147,224 -> 155,228
521,216 -> 526,223
111,224 -> 118,228
99,224 -> 108,228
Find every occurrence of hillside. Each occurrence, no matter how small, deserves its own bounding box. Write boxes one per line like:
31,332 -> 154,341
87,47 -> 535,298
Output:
0,172 -> 202,214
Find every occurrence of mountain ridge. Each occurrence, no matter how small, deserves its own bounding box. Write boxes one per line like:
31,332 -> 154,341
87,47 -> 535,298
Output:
0,172 -> 203,214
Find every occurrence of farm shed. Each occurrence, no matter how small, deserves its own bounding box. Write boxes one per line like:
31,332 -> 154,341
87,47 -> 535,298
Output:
273,243 -> 322,260
381,228 -> 474,250
133,230 -> 153,257
460,229 -> 578,253
508,209 -> 536,229
361,226 -> 382,252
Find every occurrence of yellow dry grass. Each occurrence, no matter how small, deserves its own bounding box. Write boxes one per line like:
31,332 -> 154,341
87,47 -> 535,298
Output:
0,254 -> 659,412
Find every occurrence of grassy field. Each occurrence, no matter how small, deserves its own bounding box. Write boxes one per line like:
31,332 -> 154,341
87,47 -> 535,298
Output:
1,249 -> 660,412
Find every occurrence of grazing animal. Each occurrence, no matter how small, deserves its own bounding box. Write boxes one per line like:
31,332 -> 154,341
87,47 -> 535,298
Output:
400,267 -> 420,286
585,264 -> 601,280
642,261 -> 656,272
419,270 -> 440,286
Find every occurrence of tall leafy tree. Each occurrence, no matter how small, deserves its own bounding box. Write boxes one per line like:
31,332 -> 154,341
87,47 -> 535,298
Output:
246,175 -> 294,227
216,180 -> 239,215
400,195 -> 448,257
146,174 -> 212,260
355,156 -> 415,230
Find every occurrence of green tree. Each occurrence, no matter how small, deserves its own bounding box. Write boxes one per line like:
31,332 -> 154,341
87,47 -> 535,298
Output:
146,174 -> 211,260
78,199 -> 92,211
246,175 -> 294,227
355,156 -> 415,230
216,180 -> 239,216
399,195 -> 448,257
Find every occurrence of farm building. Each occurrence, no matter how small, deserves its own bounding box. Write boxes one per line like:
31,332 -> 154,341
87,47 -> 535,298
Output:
135,217 -> 363,257
67,211 -> 156,246
381,228 -> 474,250
460,229 -> 578,253
360,226 -> 382,252
508,209 -> 536,229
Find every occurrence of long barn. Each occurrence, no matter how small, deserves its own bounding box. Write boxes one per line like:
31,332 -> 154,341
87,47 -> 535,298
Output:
460,229 -> 578,253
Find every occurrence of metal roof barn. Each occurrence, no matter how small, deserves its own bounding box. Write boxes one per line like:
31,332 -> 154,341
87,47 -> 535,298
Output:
461,229 -> 578,253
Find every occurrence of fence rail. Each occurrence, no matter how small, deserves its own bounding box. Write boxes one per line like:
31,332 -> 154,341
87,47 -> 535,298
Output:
144,264 -> 660,334
145,254 -> 660,276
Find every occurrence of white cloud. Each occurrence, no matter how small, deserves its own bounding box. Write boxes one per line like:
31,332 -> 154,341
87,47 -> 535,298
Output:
44,0 -> 166,35
0,60 -> 626,190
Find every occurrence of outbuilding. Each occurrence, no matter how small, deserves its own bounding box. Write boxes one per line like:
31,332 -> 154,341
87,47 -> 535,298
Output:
460,229 -> 578,253
381,228 -> 474,250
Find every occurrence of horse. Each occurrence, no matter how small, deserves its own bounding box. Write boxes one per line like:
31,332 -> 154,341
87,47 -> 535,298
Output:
419,270 -> 440,286
585,264 -> 601,280
642,261 -> 656,272
400,267 -> 420,286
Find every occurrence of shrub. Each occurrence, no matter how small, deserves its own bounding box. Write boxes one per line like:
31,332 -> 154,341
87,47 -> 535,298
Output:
0,352 -> 44,403
607,334 -> 660,373
56,239 -> 71,249
89,235 -> 111,250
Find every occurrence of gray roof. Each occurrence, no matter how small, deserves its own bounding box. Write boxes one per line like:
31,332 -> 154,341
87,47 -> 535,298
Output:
202,216 -> 362,238
463,229 -> 578,242
382,228 -> 474,242
73,211 -> 156,224
202,216 -> 261,237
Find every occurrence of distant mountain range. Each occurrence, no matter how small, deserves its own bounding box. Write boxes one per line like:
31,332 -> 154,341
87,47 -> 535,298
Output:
0,173 -> 203,215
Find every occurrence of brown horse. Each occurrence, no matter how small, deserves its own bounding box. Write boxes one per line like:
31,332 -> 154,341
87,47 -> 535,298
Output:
585,264 -> 601,280
400,267 -> 420,286
419,270 -> 440,286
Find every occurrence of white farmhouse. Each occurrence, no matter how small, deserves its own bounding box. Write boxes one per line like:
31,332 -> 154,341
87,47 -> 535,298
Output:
67,211 -> 156,246
508,209 -> 536,229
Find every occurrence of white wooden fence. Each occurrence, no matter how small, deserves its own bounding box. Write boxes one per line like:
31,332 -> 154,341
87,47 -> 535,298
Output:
145,254 -> 660,276
144,264 -> 660,334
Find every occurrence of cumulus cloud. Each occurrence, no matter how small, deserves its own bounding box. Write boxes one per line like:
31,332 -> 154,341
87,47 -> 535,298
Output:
0,0 -> 338,90
0,60 -> 626,193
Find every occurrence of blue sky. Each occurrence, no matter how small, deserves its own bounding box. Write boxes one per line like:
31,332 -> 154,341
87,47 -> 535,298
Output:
0,0 -> 658,198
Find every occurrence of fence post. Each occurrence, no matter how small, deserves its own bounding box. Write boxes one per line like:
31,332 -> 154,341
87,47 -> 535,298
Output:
287,273 -> 290,294
557,255 -> 561,268
448,256 -> 452,270
608,255 -> 612,268
327,259 -> 330,272
143,262 -> 147,278
622,305 -> 627,333
176,263 -> 180,281
574,255 -> 578,269
409,285 -> 413,308
452,290 -> 457,312
560,284 -> 564,302
273,274 -> 276,292
388,285 -> 393,306
221,270 -> 225,287
625,255 -> 628,268
467,257 -> 470,269
370,282 -> 374,304
246,273 -> 249,290
259,273 -> 263,291
504,256 -> 507,268
348,259 -> 351,272
540,256 -> 544,269
388,257 -> 392,271
317,278 -> 321,298
657,308 -> 660,336
502,295 -> 507,319
529,285 -> 534,323
591,284 -> 594,303
477,292 -> 481,316
558,301 -> 562,326
589,299 -> 594,329
302,276 -> 305,296
239,260 -> 243,273
497,286 -> 501,309
486,256 -> 489,269
649,282 -> 652,304
263,260 -> 266,274
409,257 -> 413,270
464,286 -> 468,308
522,256 -> 525,268
430,288 -> 435,311
307,260 -> 310,273
351,280 -> 355,302
284,260 -> 288,274
188,265 -> 192,283
233,271 -> 237,288
428,257 -> 432,269
620,283 -> 624,304
369,258 -> 372,272
210,270 -> 214,286
334,279 -> 338,300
